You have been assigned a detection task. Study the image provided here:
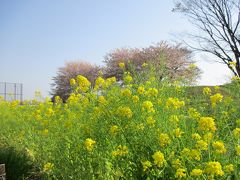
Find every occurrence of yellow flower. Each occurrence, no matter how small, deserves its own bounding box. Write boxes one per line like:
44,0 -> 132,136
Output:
121,88 -> 132,97
233,128 -> 240,138
195,140 -> 208,151
189,149 -> 201,161
190,169 -> 203,177
137,86 -> 145,94
124,74 -> 133,84
203,87 -> 211,95
169,115 -> 179,124
203,132 -> 214,142
146,116 -> 155,125
136,123 -> 145,131
112,145 -> 128,156
146,88 -> 158,97
84,138 -> 96,152
70,78 -> 76,86
132,95 -> 139,103
174,128 -> 184,138
205,161 -> 224,176
117,106 -> 133,118
235,145 -> 240,156
98,96 -> 107,104
43,162 -> 54,172
172,159 -> 182,169
142,101 -> 155,113
118,62 -> 125,69
159,133 -> 171,147
142,62 -> 148,67
180,148 -> 190,157
152,151 -> 166,168
175,168 -> 186,179
46,108 -> 54,117
77,75 -> 91,92
166,97 -> 185,109
110,125 -> 118,135
224,164 -> 234,173
188,108 -> 201,120
198,117 -> 216,132
212,141 -> 227,154
94,77 -> 105,90
210,93 -> 223,108
192,133 -> 201,140
105,77 -> 116,87
142,160 -> 152,171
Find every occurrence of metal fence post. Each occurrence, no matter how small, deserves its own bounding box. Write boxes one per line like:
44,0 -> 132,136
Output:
14,83 -> 17,100
4,82 -> 6,101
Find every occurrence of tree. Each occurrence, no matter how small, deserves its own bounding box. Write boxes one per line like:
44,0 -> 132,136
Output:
51,61 -> 101,101
173,0 -> 240,77
104,42 -> 200,84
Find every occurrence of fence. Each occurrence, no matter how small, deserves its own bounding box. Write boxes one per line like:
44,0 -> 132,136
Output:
0,82 -> 23,102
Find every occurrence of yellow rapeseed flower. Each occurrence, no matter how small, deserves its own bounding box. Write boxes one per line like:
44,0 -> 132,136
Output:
175,168 -> 187,179
121,88 -> 132,97
118,62 -> 125,69
159,133 -> 171,147
166,97 -> 185,109
174,128 -> 184,138
192,133 -> 201,140
70,78 -> 76,86
233,128 -> 240,138
110,125 -> 118,135
205,161 -> 224,177
224,164 -> 234,173
146,88 -> 158,97
212,141 -> 227,154
117,106 -> 133,118
146,116 -> 156,126
235,145 -> 240,156
203,87 -> 211,95
141,160 -> 152,171
152,151 -> 166,168
137,86 -> 145,94
198,117 -> 216,132
112,145 -> 128,156
94,77 -> 105,90
195,140 -> 208,151
190,169 -> 203,177
43,162 -> 54,172
132,95 -> 139,103
142,101 -> 155,113
210,93 -> 223,108
188,108 -> 201,120
124,74 -> 133,84
84,138 -> 96,152
171,159 -> 182,169
77,75 -> 91,92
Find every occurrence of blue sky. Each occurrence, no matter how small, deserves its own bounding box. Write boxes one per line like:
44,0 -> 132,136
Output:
0,0 -> 232,99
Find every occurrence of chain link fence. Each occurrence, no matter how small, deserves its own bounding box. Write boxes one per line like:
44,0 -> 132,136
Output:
0,82 -> 23,102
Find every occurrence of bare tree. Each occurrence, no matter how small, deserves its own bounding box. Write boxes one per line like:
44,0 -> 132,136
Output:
173,0 -> 240,77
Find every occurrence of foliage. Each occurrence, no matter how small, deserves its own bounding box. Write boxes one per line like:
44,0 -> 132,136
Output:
0,67 -> 240,179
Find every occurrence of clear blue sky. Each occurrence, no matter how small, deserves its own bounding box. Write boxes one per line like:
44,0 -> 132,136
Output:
0,0 -> 232,99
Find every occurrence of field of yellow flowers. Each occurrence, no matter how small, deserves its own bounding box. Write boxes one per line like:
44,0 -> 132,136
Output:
0,67 -> 240,179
